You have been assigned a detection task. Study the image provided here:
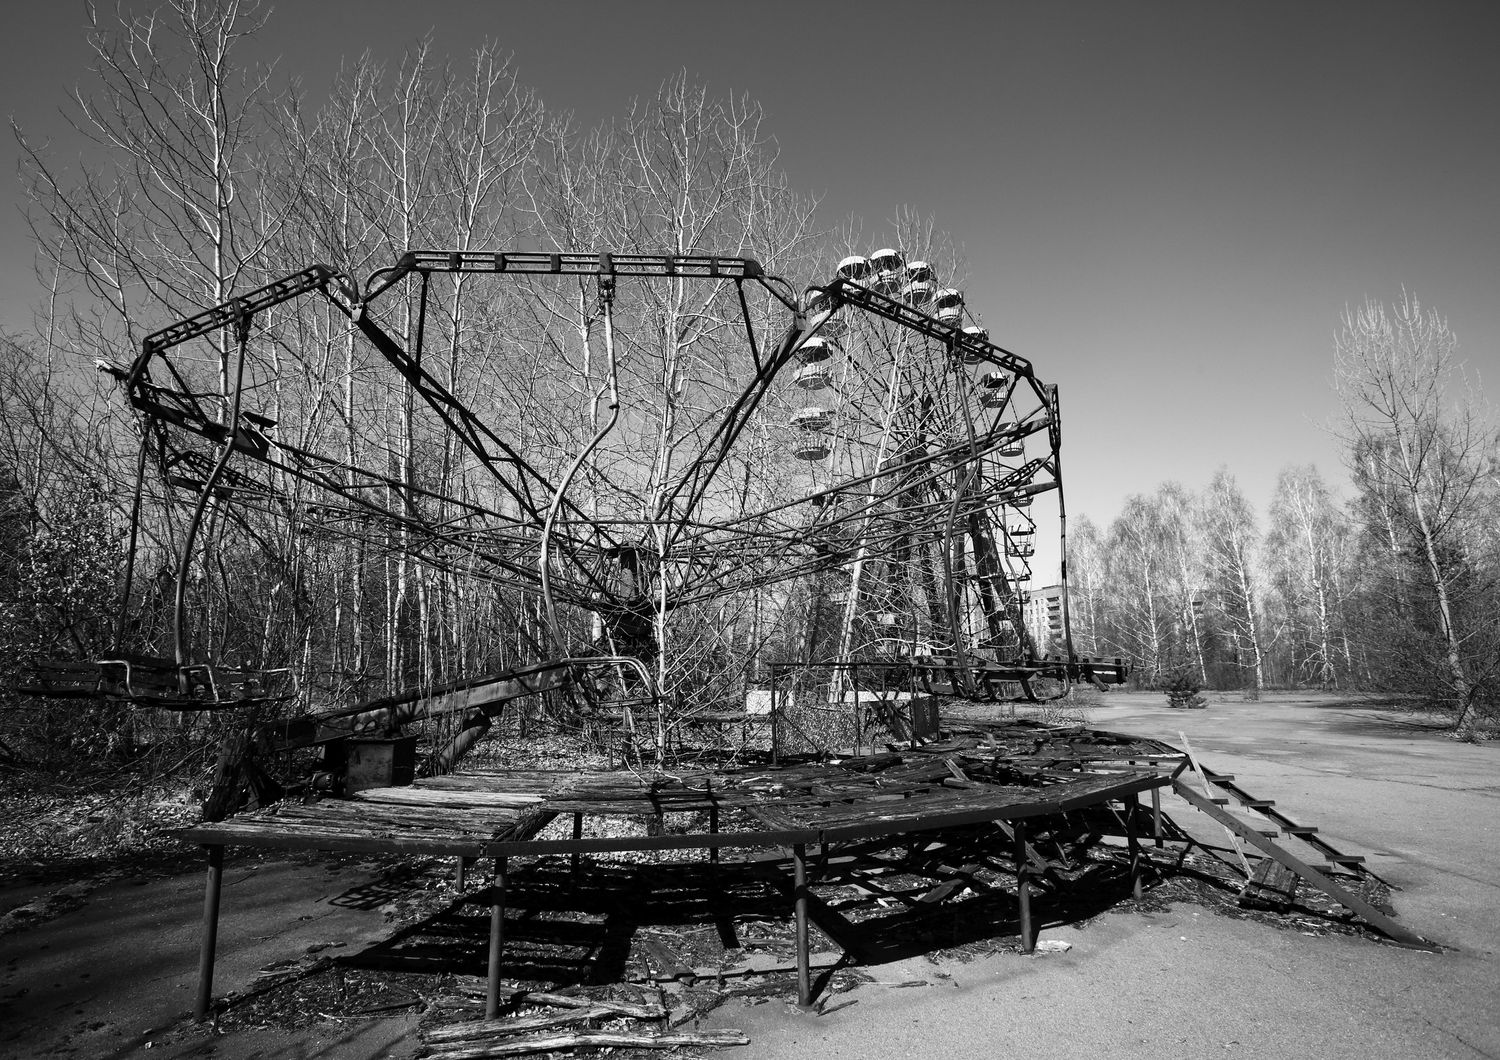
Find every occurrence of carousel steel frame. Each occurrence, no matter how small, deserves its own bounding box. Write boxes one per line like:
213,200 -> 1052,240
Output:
23,248 -> 1121,733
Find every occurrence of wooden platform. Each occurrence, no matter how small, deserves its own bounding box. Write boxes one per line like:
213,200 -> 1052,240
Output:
181,725 -> 1175,1018
184,769 -> 583,855
182,736 -> 1171,858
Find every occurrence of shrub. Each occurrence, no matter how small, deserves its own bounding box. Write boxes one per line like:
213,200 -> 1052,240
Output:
1165,668 -> 1208,710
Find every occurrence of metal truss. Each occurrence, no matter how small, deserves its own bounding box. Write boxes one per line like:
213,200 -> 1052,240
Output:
95,247 -> 1123,706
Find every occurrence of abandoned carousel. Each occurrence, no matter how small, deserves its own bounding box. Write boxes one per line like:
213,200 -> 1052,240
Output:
20,248 -> 1425,1045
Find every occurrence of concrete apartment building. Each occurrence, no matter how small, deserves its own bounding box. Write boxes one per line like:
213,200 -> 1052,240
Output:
1023,583 -> 1066,654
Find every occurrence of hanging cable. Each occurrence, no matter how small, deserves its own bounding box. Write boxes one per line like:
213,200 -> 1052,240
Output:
540,266 -> 621,658
172,302 -> 252,679
112,423 -> 150,653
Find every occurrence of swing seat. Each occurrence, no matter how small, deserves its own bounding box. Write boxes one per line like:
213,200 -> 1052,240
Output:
1069,657 -> 1129,687
16,659 -> 124,699
168,663 -> 298,708
17,656 -> 297,709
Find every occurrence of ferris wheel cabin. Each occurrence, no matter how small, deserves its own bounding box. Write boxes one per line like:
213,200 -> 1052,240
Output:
869,248 -> 904,293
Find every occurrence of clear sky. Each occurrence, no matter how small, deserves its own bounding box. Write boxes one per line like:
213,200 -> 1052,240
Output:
3,0 -> 1497,567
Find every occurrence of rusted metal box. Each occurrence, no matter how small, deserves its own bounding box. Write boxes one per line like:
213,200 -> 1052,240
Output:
343,736 -> 418,795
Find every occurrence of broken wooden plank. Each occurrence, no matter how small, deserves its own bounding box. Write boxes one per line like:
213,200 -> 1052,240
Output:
1177,732 -> 1252,880
1240,858 -> 1300,913
638,937 -> 696,983
447,982 -> 665,1019
915,862 -> 985,905
425,1008 -> 615,1045
424,1029 -> 749,1058
354,788 -> 547,809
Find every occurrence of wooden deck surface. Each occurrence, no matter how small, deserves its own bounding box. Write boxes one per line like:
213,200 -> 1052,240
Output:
182,725 -> 1181,858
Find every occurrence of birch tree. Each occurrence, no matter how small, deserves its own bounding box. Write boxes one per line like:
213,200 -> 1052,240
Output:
15,0 -> 292,674
1066,514 -> 1106,658
1156,482 -> 1207,684
1102,494 -> 1169,683
514,73 -> 821,752
18,0 -> 285,394
1334,294 -> 1499,735
1266,465 -> 1347,689
1199,468 -> 1266,690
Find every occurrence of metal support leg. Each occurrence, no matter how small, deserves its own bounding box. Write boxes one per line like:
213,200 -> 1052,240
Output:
793,843 -> 811,1008
485,856 -> 508,1019
709,806 -> 719,866
570,813 -> 583,876
195,845 -> 225,1021
1151,786 -> 1163,848
1014,823 -> 1033,954
771,685 -> 781,765
455,856 -> 467,891
1126,795 -> 1144,899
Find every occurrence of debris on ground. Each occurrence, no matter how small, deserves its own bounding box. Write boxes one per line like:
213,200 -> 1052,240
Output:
164,828 -> 1401,1060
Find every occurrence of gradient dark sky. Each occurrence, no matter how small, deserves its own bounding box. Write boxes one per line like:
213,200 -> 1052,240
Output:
3,1 -> 1497,564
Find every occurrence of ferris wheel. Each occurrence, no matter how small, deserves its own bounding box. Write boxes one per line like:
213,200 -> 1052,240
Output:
752,248 -> 1079,699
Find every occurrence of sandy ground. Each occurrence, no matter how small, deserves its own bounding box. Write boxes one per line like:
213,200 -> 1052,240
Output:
704,693 -> 1500,1060
2,691 -> 1496,1059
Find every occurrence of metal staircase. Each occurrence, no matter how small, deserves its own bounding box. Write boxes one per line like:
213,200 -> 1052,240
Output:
1166,757 -> 1429,949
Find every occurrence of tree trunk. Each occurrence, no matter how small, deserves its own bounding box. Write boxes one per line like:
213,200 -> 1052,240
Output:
1408,477 -> 1473,732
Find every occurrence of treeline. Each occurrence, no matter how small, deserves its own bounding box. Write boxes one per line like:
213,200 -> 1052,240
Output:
0,4 -> 979,771
0,2 -> 833,768
1069,297 -> 1498,737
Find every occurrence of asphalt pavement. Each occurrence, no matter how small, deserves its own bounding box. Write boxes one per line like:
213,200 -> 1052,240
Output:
708,692 -> 1500,1060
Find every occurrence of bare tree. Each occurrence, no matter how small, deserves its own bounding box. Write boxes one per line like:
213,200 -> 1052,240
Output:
1088,483 -> 1241,688
1102,494 -> 1169,683
511,73 -> 822,753
1199,468 -> 1267,690
1334,294 -> 1499,735
1065,514 -> 1105,658
0,332 -> 132,762
1265,465 -> 1347,689
18,0 -> 286,392
1156,482 -> 1207,684
14,0 -> 296,675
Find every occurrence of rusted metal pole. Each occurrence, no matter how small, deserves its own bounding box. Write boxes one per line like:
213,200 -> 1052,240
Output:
1014,822 -> 1033,954
793,844 -> 811,1007
485,856 -> 508,1019
771,675 -> 781,765
454,856 -> 467,891
709,805 -> 720,866
1126,795 -> 1144,898
1151,786 -> 1163,848
853,685 -> 862,757
194,845 -> 225,1020
570,813 -> 584,876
